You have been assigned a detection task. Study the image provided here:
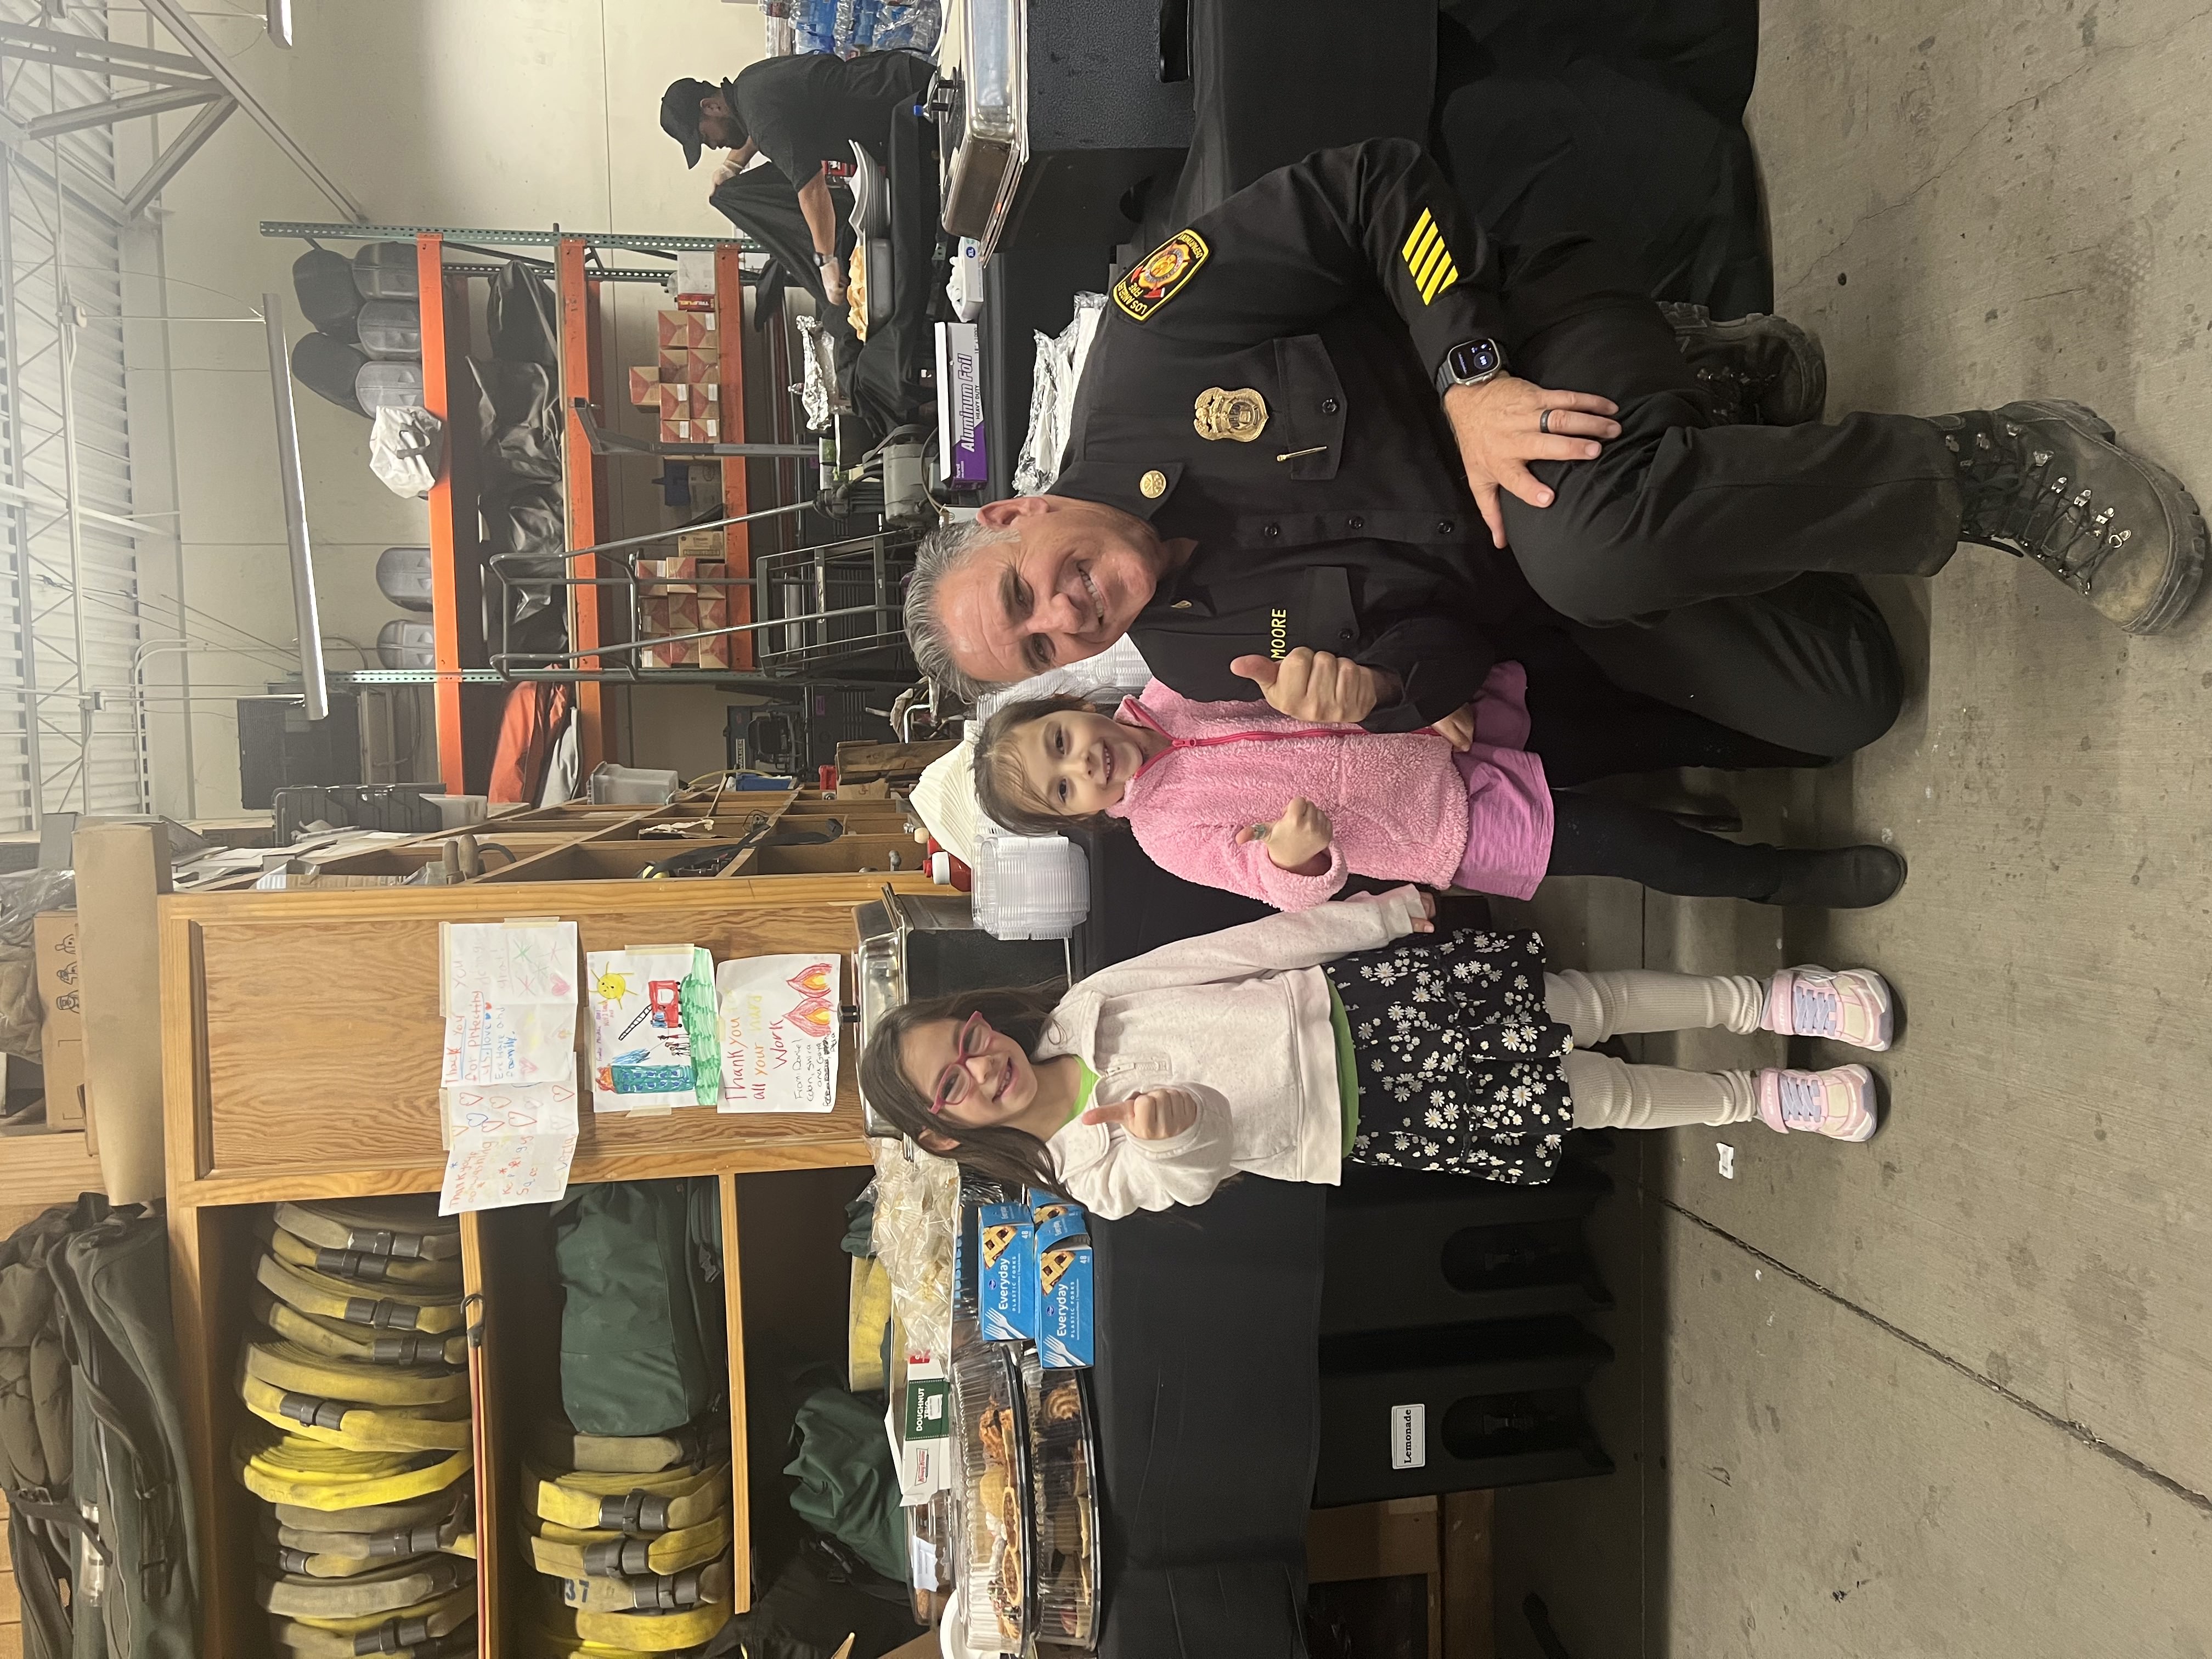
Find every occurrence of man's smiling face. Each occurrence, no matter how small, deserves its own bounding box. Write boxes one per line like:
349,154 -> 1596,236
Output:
934,495 -> 1167,685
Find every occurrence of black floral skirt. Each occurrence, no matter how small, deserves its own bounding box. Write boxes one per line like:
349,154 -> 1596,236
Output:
1326,926 -> 1574,1186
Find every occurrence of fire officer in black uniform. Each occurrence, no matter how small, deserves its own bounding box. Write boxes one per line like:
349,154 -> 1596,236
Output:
907,138 -> 2203,787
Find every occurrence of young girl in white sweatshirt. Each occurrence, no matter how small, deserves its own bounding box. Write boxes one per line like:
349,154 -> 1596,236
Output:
857,890 -> 1897,1220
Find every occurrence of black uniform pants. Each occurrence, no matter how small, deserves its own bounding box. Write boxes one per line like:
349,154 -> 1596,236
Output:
1492,243 -> 1966,756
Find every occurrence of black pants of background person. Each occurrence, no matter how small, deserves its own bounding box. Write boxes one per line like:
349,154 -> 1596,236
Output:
1490,240 -> 1963,757
1506,627 -> 1874,903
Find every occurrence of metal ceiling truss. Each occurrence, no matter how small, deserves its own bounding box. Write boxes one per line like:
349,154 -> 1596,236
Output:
0,5 -> 363,825
0,7 -> 359,225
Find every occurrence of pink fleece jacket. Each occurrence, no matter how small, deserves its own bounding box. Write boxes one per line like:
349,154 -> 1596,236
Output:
1105,666 -> 1555,909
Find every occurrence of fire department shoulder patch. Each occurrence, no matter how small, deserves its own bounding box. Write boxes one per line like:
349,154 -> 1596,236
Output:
1113,228 -> 1210,321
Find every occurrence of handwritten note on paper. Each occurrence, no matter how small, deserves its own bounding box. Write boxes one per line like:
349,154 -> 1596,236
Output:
441,921 -> 581,1088
442,1080 -> 580,1144
438,1132 -> 578,1215
715,955 -> 842,1113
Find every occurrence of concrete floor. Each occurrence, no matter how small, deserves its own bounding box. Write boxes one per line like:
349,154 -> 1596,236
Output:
1489,1 -> 2212,1652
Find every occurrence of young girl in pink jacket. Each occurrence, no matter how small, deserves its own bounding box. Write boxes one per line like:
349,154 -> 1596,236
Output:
970,670 -> 1904,910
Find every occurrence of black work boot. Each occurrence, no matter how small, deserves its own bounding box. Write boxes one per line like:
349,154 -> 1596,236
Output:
1662,302 -> 1827,426
1763,844 -> 1908,910
1936,400 -> 2207,635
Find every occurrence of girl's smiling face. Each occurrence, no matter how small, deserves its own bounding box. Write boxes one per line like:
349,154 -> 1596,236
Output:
898,1013 -> 1039,1128
1007,708 -> 1152,816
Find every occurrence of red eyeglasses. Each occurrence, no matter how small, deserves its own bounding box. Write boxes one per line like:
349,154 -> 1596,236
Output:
930,1011 -> 995,1115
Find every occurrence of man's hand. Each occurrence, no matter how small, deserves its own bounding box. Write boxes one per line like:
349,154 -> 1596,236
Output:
1443,376 -> 1622,549
822,260 -> 849,306
1231,648 -> 1395,724
1080,1086 -> 1201,1141
1236,797 -> 1333,872
1429,703 -> 1477,753
710,143 -> 756,187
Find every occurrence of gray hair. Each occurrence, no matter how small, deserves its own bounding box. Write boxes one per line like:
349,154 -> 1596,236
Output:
905,515 -> 1021,703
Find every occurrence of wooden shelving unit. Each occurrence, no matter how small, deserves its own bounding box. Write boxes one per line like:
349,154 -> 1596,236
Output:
199,787 -> 921,890
163,856 -> 932,1656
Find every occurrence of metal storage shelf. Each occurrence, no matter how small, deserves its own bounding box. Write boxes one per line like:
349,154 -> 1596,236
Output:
259,223 -> 772,792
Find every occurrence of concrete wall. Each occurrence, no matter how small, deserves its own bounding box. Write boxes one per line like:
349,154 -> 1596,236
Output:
122,0 -> 767,814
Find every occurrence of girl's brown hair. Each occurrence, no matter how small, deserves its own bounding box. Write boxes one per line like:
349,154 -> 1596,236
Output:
859,985 -> 1070,1195
971,695 -> 1124,836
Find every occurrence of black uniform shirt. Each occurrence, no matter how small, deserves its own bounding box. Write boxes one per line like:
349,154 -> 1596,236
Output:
729,50 -> 927,188
1052,138 -> 1556,730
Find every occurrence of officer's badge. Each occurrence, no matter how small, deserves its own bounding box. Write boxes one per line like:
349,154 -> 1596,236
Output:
1193,386 -> 1268,443
1113,229 -> 1209,321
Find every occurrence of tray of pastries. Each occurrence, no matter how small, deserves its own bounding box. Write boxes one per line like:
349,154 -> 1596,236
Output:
952,1340 -> 1032,1652
1023,1354 -> 1099,1650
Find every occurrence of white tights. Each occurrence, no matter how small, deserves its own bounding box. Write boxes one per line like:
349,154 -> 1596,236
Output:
1544,969 -> 1768,1130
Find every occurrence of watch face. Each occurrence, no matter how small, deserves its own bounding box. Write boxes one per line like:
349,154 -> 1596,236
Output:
1449,340 -> 1502,381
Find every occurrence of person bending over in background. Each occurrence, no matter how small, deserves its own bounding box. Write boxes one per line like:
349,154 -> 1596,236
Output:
660,49 -> 932,307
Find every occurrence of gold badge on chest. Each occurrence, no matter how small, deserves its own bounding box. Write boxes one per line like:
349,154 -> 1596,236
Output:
1193,386 -> 1268,443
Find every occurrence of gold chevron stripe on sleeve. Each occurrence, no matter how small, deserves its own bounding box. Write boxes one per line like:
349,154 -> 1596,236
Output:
1413,235 -> 1451,291
1401,210 -> 1436,264
1402,208 -> 1462,306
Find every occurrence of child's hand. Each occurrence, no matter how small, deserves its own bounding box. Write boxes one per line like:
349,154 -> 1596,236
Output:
1237,797 -> 1333,871
1080,1087 -> 1200,1141
1352,885 -> 1440,930
1429,703 -> 1477,753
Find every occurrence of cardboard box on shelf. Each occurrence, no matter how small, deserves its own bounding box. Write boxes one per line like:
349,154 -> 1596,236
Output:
34,910 -> 81,1037
73,821 -> 172,1205
657,308 -> 719,349
43,1034 -> 84,1127
629,366 -> 663,407
639,556 -> 726,595
658,345 -> 721,383
674,251 -> 716,303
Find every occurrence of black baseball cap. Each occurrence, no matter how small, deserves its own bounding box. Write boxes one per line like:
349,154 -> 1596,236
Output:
660,77 -> 716,168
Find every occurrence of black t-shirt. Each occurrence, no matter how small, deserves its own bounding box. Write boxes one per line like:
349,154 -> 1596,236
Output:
730,50 -> 932,190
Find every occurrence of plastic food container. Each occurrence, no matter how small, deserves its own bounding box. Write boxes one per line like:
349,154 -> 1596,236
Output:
1024,1355 -> 1099,1649
969,827 -> 1088,940
951,1340 -> 1032,1652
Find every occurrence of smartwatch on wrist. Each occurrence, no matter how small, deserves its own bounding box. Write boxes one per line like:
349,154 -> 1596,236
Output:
1434,337 -> 1508,398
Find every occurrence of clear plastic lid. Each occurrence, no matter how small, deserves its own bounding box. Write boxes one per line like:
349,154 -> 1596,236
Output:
969,828 -> 1089,941
962,0 -> 1022,140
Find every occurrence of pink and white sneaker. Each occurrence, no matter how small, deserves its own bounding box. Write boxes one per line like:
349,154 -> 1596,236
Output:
1757,1065 -> 1880,1142
1763,965 -> 1894,1052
